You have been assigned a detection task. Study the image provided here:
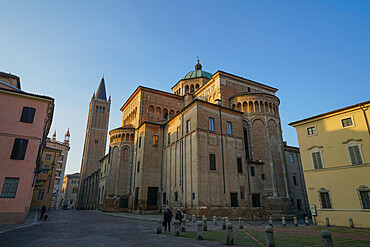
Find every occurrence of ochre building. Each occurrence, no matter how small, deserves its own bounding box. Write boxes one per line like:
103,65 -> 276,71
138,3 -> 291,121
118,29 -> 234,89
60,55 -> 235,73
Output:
81,61 -> 304,219
290,101 -> 370,227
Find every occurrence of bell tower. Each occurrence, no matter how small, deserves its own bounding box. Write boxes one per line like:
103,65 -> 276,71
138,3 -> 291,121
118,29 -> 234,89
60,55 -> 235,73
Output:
77,75 -> 110,209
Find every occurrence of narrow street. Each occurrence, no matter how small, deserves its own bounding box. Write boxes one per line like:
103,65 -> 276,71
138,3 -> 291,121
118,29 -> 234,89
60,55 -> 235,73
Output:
0,210 -> 222,247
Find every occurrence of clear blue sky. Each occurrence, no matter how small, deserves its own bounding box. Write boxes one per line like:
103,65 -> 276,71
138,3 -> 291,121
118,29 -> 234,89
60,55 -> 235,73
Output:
1,1 -> 369,174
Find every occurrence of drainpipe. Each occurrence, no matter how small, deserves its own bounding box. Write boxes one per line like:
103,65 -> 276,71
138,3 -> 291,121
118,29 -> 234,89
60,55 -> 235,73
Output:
360,104 -> 370,135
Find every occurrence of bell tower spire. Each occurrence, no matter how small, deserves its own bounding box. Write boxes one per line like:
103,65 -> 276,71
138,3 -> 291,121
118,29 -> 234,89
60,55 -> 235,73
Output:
96,75 -> 107,101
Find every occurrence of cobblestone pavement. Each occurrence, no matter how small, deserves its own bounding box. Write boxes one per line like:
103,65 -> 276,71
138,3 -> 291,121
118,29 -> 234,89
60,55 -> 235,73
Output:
0,210 -> 224,247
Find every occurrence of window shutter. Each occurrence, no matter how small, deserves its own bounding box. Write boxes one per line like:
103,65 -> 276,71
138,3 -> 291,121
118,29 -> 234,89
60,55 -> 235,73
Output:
20,108 -> 28,122
27,108 -> 36,123
18,139 -> 28,160
348,146 -> 357,164
353,146 -> 363,165
317,152 -> 323,168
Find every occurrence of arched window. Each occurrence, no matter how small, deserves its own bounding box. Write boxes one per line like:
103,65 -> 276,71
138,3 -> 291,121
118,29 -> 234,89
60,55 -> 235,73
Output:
249,101 -> 254,112
237,102 -> 242,111
255,101 -> 259,112
190,84 -> 194,93
99,106 -> 102,112
148,105 -> 155,117
155,107 -> 161,118
260,101 -> 264,112
103,107 -> 105,113
185,85 -> 189,94
96,106 -> 99,112
169,110 -> 174,118
269,103 -> 272,113
195,84 -> 200,90
163,108 -> 168,120
243,102 -> 248,113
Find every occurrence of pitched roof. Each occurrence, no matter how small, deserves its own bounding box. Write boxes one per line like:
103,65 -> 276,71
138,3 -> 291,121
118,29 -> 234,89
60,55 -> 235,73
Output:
96,77 -> 107,100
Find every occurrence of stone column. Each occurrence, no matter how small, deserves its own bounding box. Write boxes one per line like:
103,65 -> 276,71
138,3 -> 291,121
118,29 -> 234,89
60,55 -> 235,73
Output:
222,217 -> 227,230
203,217 -> 207,231
174,220 -> 180,236
197,221 -> 203,240
157,220 -> 162,234
265,226 -> 275,247
282,217 -> 286,227
305,216 -> 309,226
213,216 -> 217,225
349,218 -> 354,229
321,230 -> 334,247
325,217 -> 330,227
239,217 -> 243,229
181,218 -> 187,232
268,216 -> 273,227
294,217 -> 298,227
226,223 -> 234,245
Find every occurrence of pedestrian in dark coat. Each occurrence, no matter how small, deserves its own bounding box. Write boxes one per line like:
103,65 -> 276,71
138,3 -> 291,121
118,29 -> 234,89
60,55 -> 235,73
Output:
163,207 -> 173,232
40,205 -> 46,220
175,209 -> 182,226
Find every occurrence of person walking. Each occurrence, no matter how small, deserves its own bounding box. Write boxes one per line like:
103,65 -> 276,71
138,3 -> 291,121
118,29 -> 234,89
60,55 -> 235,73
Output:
175,209 -> 182,227
163,207 -> 173,232
40,205 -> 46,220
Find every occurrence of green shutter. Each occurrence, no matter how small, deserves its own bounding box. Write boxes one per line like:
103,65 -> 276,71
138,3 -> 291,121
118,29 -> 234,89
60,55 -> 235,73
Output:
353,146 -> 363,165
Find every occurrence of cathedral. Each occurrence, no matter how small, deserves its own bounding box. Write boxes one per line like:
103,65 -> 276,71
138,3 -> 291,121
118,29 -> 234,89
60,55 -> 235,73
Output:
77,60 -> 309,219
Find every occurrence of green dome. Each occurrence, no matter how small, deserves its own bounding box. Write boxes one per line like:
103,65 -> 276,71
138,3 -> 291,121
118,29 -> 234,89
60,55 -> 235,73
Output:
183,59 -> 212,80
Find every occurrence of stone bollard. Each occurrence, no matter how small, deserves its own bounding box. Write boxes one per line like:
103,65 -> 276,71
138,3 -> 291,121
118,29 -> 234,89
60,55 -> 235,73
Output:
174,220 -> 180,236
222,217 -> 226,230
349,218 -> 354,229
305,216 -> 310,226
294,217 -> 298,227
321,229 -> 334,247
181,218 -> 187,232
268,216 -> 273,227
225,216 -> 229,225
197,221 -> 203,240
192,214 -> 196,223
203,217 -> 207,231
213,216 -> 217,225
239,217 -> 243,229
282,217 -> 287,227
226,223 -> 234,245
265,225 -> 275,247
157,220 -> 162,234
325,217 -> 330,227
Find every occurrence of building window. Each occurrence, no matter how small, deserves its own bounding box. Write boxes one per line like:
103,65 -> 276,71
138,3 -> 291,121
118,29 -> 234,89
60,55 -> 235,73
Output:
293,175 -> 297,185
344,141 -> 364,165
261,174 -> 265,180
72,187 -> 78,194
240,186 -> 245,200
37,190 -> 44,200
290,154 -> 294,163
192,193 -> 195,200
137,161 -> 140,173
310,149 -> 324,169
43,165 -> 50,174
96,106 -> 98,112
139,137 -> 142,148
250,166 -> 255,176
95,139 -> 99,144
174,192 -> 178,201
20,107 -> 36,123
10,138 -> 28,160
102,107 -> 105,113
227,122 -> 232,135
209,153 -> 216,170
162,192 -> 166,205
45,154 -> 51,160
318,188 -> 332,209
168,133 -> 171,145
357,185 -> 370,209
209,117 -> 215,131
237,158 -> 243,173
186,120 -> 190,133
307,126 -> 317,136
152,135 -> 158,147
0,178 -> 19,198
341,117 -> 353,128
248,87 -> 251,92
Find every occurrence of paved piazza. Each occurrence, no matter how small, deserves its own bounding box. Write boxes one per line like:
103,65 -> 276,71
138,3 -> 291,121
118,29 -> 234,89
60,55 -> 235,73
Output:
0,210 -> 222,247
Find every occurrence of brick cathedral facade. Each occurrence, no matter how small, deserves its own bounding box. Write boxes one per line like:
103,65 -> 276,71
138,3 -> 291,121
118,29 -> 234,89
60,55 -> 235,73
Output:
79,61 -> 309,218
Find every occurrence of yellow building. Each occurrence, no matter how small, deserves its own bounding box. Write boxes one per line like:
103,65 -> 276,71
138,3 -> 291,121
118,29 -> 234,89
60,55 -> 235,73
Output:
289,100 -> 370,227
31,147 -> 61,209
